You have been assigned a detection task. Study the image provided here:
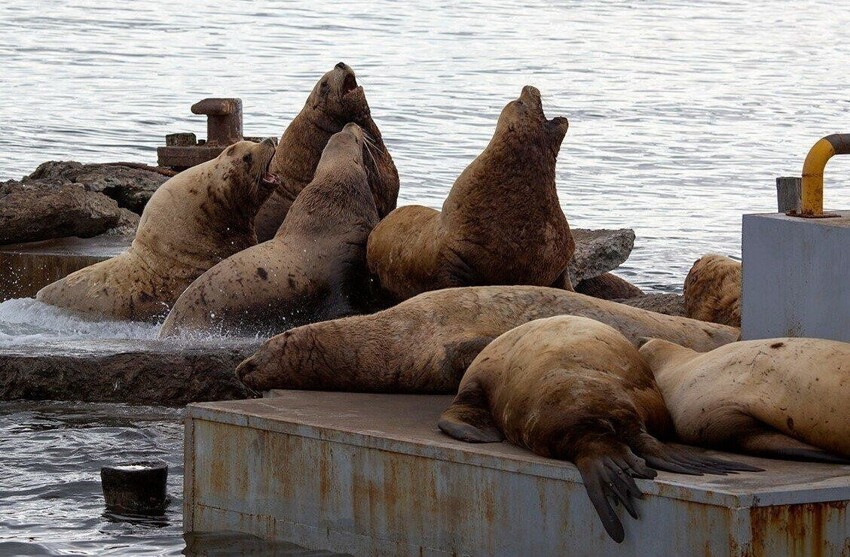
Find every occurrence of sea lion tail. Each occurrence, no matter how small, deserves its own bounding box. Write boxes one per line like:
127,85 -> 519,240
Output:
635,432 -> 763,475
574,444 -> 656,544
437,381 -> 503,443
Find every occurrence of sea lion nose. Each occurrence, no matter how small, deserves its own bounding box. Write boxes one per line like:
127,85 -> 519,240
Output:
260,137 -> 276,147
335,62 -> 350,71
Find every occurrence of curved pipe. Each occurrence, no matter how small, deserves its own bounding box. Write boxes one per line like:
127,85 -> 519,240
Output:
801,134 -> 850,216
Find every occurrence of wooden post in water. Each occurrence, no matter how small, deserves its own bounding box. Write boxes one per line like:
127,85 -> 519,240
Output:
776,177 -> 801,213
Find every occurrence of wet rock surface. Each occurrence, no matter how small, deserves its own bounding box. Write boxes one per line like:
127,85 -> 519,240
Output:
25,161 -> 172,214
0,180 -> 125,244
0,339 -> 259,406
568,228 -> 635,284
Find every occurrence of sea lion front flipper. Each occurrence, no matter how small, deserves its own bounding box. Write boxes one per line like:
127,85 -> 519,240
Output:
438,381 -> 503,443
734,427 -> 850,464
635,433 -> 762,474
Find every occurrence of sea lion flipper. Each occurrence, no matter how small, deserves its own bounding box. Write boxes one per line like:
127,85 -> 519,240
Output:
575,455 -> 638,543
438,382 -> 503,443
735,428 -> 850,464
636,433 -> 762,475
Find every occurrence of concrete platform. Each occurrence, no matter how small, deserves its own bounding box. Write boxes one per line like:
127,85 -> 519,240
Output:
185,391 -> 850,556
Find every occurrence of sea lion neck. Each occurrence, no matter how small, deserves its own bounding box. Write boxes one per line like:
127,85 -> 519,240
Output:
639,339 -> 699,390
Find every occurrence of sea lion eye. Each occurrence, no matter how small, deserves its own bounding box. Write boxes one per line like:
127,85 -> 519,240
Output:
320,80 -> 329,94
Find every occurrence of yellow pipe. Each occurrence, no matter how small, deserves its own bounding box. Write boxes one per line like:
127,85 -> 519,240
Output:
800,134 -> 850,216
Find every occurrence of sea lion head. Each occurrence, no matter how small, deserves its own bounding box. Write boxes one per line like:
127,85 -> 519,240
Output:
307,62 -> 371,129
495,86 -> 569,155
218,138 -> 281,206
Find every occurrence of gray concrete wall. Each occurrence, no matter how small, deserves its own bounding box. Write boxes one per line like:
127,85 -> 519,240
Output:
742,212 -> 850,341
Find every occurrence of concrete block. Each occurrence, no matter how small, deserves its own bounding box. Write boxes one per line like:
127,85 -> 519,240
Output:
185,391 -> 850,556
742,211 -> 850,341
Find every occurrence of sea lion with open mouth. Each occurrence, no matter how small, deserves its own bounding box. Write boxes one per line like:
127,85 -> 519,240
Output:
366,86 -> 574,302
254,62 -> 399,241
37,139 -> 279,321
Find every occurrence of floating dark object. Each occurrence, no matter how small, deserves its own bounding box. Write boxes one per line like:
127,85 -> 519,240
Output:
101,460 -> 169,516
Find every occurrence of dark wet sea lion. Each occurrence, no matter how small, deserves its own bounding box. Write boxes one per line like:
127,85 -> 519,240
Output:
575,272 -> 644,300
439,316 -> 759,542
36,140 -> 279,321
254,62 -> 399,241
236,285 -> 739,393
365,86 -> 574,301
159,123 -> 379,337
683,253 -> 741,327
641,337 -> 850,463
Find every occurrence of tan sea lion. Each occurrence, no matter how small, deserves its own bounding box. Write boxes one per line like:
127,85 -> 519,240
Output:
365,86 -> 574,302
254,62 -> 399,241
640,337 -> 850,463
683,253 -> 741,327
159,124 -> 379,338
36,140 -> 279,321
236,285 -> 739,393
439,316 -> 757,542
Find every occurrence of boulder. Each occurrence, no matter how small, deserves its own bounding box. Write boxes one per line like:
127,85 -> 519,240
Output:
106,208 -> 141,236
567,228 -> 635,285
619,293 -> 687,318
0,180 -> 124,244
25,161 -> 172,214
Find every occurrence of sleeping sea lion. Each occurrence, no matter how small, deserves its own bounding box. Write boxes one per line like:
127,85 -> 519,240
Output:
159,123 -> 378,337
365,86 -> 574,302
36,139 -> 279,321
640,336 -> 850,463
236,285 -> 739,393
438,316 -> 757,542
254,62 -> 398,241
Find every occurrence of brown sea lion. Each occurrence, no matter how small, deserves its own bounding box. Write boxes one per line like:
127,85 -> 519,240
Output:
365,86 -> 574,302
236,285 -> 739,393
36,140 -> 279,321
575,272 -> 644,300
254,62 -> 399,241
683,253 -> 741,327
159,124 -> 379,338
640,337 -> 850,463
439,316 -> 758,542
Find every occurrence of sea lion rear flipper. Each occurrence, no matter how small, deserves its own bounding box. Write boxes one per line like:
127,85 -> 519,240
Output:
574,446 -> 654,544
635,433 -> 762,475
734,428 -> 850,464
438,381 -> 503,443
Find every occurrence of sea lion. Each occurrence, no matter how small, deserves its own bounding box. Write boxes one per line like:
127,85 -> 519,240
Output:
575,272 -> 644,300
159,123 -> 378,338
438,316 -> 757,542
683,253 -> 741,327
640,336 -> 850,463
236,285 -> 739,393
36,139 -> 279,321
365,86 -> 574,302
254,62 -> 399,241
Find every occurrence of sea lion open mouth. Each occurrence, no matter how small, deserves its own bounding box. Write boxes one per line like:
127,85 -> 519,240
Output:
259,151 -> 280,188
341,72 -> 359,97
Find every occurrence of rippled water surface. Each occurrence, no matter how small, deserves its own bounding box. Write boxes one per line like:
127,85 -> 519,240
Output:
2,1 -> 850,554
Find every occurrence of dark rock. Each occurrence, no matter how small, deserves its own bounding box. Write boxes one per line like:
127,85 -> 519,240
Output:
576,272 -> 644,300
0,339 -> 260,406
568,228 -> 635,285
106,208 -> 141,236
0,180 -> 124,244
25,161 -> 172,214
619,293 -> 687,317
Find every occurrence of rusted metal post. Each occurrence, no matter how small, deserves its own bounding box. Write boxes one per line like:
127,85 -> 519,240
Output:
191,98 -> 243,146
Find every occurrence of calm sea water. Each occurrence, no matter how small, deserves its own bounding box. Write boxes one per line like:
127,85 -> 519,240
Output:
1,1 -> 850,555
